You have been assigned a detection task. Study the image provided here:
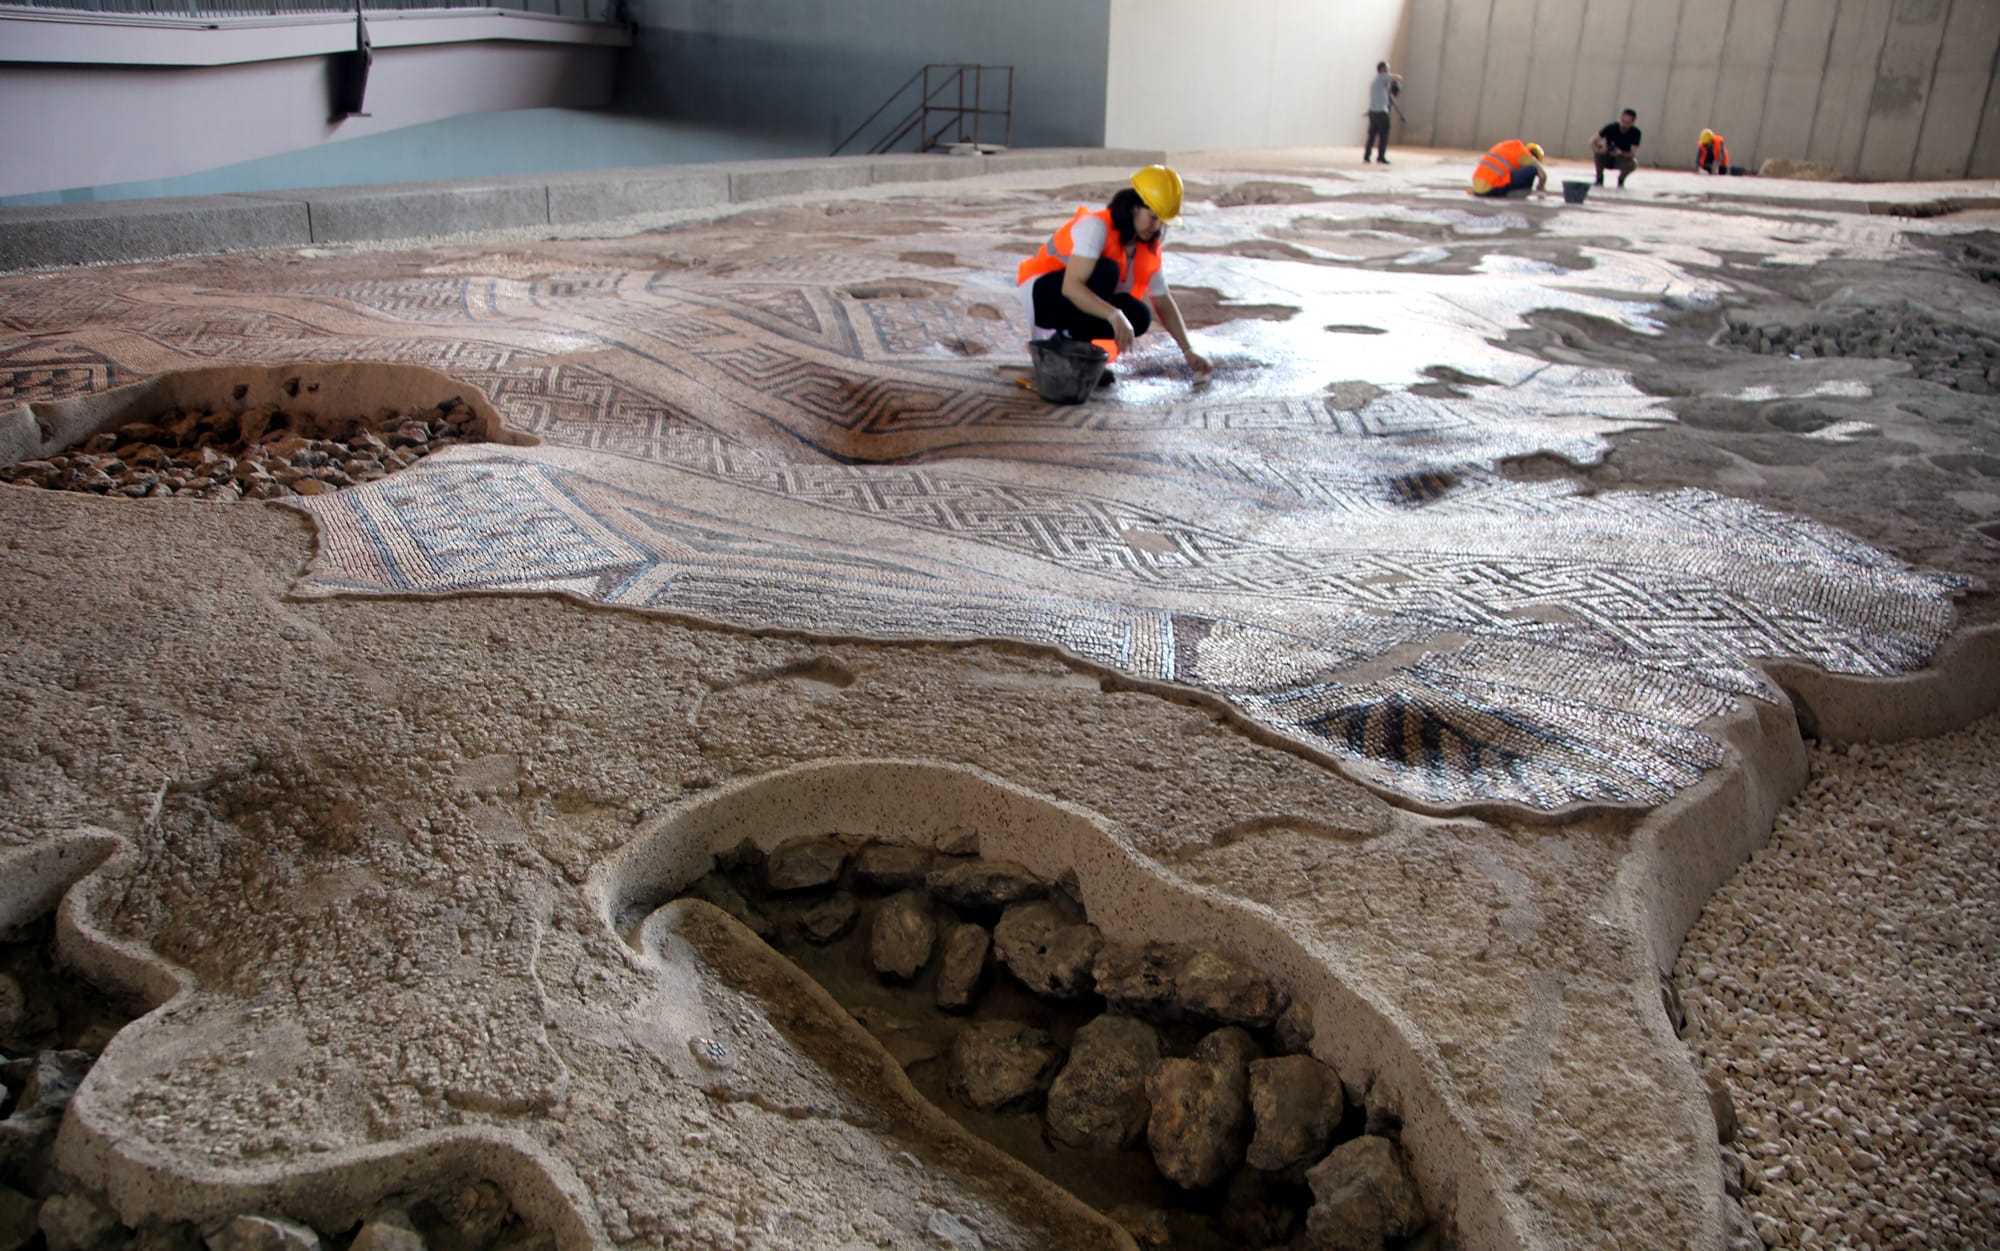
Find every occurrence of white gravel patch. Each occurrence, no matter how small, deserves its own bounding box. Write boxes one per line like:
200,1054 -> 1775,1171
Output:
1676,712 -> 2000,1249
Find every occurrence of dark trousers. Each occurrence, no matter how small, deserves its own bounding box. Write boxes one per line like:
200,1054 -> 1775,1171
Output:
1364,111 -> 1391,160
1031,259 -> 1152,343
1595,150 -> 1636,184
1475,163 -> 1539,197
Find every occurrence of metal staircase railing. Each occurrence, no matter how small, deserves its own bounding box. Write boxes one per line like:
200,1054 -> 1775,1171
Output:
832,63 -> 1012,157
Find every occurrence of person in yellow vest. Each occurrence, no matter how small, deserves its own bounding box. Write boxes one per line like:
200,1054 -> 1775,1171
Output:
1017,165 -> 1211,381
1470,140 -> 1547,197
1696,129 -> 1731,174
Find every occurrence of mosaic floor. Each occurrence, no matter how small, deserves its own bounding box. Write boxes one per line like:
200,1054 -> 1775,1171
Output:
0,175 -> 1964,811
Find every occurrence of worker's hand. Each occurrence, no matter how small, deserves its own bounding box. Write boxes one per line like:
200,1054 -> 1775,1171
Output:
1110,310 -> 1135,353
1184,350 -> 1212,377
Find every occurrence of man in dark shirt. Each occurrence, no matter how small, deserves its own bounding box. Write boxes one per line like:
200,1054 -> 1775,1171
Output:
1592,109 -> 1642,188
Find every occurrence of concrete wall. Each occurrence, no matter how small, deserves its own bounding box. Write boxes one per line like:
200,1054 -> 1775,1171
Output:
0,11 -> 625,201
1400,0 -> 2000,180
617,0 -> 1109,153
1102,0 -> 1404,151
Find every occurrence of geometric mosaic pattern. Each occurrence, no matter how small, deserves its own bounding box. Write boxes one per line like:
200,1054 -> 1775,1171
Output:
4,186 -> 1963,810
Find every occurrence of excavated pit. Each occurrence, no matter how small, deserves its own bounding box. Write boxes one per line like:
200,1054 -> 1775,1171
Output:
0,362 -> 534,501
666,838 -> 1420,1251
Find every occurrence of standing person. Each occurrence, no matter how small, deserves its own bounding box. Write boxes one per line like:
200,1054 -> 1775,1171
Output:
1364,61 -> 1402,164
1591,109 -> 1642,187
1016,164 -> 1212,381
1696,129 -> 1731,174
1469,140 -> 1546,197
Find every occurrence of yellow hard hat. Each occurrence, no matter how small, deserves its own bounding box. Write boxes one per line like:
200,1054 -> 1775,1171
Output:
1130,164 -> 1184,222
1526,143 -> 1545,161
1701,128 -> 1715,142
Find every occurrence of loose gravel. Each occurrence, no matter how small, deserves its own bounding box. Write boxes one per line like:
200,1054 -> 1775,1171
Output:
1676,713 -> 2000,1250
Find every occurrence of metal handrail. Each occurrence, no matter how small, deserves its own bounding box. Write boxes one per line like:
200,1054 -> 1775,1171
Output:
832,62 -> 1012,157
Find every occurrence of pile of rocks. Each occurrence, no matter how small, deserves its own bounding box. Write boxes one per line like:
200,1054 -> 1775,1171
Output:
9,1188 -> 549,1251
1719,306 -> 2000,394
1,913 -> 548,1251
0,399 -> 485,501
683,837 -> 1434,1251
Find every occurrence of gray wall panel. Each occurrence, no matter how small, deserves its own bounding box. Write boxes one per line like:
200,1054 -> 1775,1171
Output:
1911,0 -> 2000,179
1568,0 -> 1640,161
1716,1 -> 1786,166
1758,0 -> 1841,166
1399,0 -> 1452,146
1619,3 -> 1684,156
1435,0 -> 1496,146
1811,0 -> 1896,174
617,0 -> 1108,152
1660,0 -> 1730,169
1418,0 -> 1995,177
1856,0 -> 1952,179
1474,0 -> 1538,144
1974,21 -> 2000,178
1521,0 -> 1589,151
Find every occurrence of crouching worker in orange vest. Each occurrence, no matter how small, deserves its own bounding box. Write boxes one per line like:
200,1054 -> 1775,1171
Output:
1470,140 -> 1547,197
1696,129 -> 1731,174
1017,165 -> 1211,381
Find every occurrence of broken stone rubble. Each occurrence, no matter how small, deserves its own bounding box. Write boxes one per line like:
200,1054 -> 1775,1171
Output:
0,401 -> 483,501
684,835 -> 1433,1245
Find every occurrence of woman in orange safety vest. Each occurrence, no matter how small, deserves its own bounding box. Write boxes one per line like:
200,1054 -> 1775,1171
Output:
1017,164 -> 1211,379
1696,129 -> 1731,174
1470,140 -> 1546,197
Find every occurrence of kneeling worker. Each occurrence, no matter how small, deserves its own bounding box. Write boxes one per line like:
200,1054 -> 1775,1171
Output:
1017,164 -> 1211,380
1591,109 -> 1641,187
1696,129 -> 1731,174
1470,140 -> 1546,197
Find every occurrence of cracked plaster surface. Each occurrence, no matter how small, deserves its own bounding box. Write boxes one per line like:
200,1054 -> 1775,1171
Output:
3,154 -> 1999,1250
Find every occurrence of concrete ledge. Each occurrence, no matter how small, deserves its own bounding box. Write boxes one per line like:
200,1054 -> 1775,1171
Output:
0,148 -> 1175,270
865,153 -> 992,184
546,167 -> 732,226
0,194 -> 309,269
981,150 -> 1086,173
1095,148 -> 1173,170
722,158 -> 877,203
268,181 -> 551,245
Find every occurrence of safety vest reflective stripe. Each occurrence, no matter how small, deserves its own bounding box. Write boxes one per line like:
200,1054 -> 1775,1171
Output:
1016,207 -> 1162,301
1473,140 -> 1532,189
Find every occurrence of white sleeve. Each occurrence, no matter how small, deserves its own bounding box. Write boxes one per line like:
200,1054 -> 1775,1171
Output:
1149,263 -> 1169,297
1068,215 -> 1107,260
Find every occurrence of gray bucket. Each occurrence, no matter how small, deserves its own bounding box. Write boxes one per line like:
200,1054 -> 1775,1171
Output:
1028,337 -> 1108,403
1562,180 -> 1590,204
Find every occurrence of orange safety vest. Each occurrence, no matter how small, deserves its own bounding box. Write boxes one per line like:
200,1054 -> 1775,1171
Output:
1016,207 -> 1163,302
1698,136 -> 1730,168
1472,139 -> 1536,192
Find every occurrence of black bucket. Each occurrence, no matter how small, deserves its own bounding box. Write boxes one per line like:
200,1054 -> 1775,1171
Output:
1028,337 -> 1108,403
1562,180 -> 1591,204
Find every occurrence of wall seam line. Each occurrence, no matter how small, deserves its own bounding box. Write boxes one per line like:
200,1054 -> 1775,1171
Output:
1803,0 -> 1846,167
1711,0 -> 1738,166
1971,1 -> 2000,178
1753,0 -> 1791,171
1468,0 -> 1498,149
1557,0 -> 1587,156
1617,0 -> 1639,163
1662,0 -> 1686,170
1904,0 -> 1954,180
1854,0 -> 1895,179
1427,0 -> 1450,147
